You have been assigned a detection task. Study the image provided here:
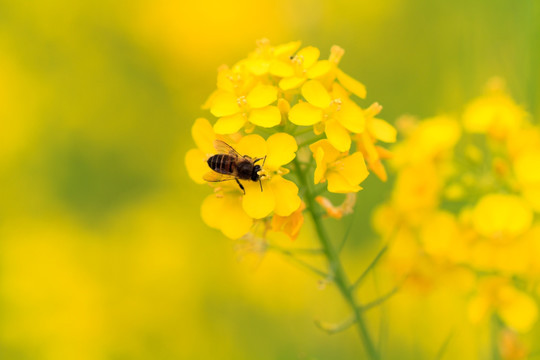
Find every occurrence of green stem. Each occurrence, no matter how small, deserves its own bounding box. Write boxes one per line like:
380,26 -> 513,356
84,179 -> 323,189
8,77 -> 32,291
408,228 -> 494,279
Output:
293,158 -> 379,360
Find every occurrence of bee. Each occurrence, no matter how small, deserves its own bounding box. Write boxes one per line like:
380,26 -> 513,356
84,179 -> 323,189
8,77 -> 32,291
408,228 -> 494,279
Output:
203,140 -> 266,194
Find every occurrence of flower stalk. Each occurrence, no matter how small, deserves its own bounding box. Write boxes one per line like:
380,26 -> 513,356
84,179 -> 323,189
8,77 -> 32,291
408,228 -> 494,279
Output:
293,157 -> 379,360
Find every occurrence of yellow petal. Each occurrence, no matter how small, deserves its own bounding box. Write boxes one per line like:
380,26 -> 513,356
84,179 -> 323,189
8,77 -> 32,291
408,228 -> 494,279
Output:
297,46 -> 320,69
213,113 -> 246,135
246,59 -> 270,76
368,118 -> 397,143
327,172 -> 361,193
357,131 -> 379,162
266,133 -> 298,170
473,194 -> 533,238
498,288 -> 538,333
309,139 -> 341,163
467,295 -> 491,324
242,181 -> 275,219
279,76 -> 306,91
313,147 -> 327,184
246,84 -> 278,108
273,40 -> 302,57
248,106 -> 281,128
325,119 -> 351,152
191,117 -> 216,153
523,187 -> 540,212
269,60 -> 294,78
337,152 -> 369,187
514,150 -> 540,184
185,149 -> 208,184
277,98 -> 290,114
302,80 -> 331,109
201,194 -> 252,239
336,100 -> 365,133
270,176 -> 301,216
306,60 -> 333,79
236,134 -> 267,159
337,69 -> 366,99
210,91 -> 240,117
288,102 -> 323,126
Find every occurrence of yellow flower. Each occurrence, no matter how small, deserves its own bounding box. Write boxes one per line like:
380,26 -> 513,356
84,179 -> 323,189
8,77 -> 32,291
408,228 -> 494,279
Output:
244,38 -> 301,77
468,278 -> 538,333
463,79 -> 526,140
309,140 -> 368,193
209,67 -> 281,134
185,117 -> 219,184
232,133 -> 301,219
472,194 -> 533,240
271,202 -> 305,241
278,45 -> 333,91
201,190 -> 253,239
289,81 -> 365,151
356,103 -> 396,181
391,115 -> 461,167
514,149 -> 540,212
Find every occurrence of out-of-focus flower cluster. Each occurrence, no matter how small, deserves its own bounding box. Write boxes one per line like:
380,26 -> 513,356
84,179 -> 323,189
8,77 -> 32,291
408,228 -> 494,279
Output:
186,40 -> 395,240
373,79 -> 540,336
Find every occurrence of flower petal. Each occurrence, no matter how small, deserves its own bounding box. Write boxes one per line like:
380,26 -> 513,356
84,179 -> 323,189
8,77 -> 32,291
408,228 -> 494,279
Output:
266,133 -> 297,170
248,106 -> 281,128
325,119 -> 351,152
242,181 -> 275,219
313,147 -> 327,184
269,60 -> 294,78
514,150 -> 540,184
274,41 -> 302,57
473,194 -> 533,238
202,194 -> 252,239
210,91 -> 241,117
288,102 -> 323,126
336,100 -> 365,133
247,84 -> 278,108
337,152 -> 369,187
297,46 -> 320,69
498,288 -> 538,333
213,113 -> 246,135
185,149 -> 209,184
368,118 -> 397,143
302,80 -> 331,109
327,172 -> 361,193
270,176 -> 301,216
337,69 -> 366,99
246,59 -> 270,76
192,117 -> 216,153
236,134 -> 267,159
307,60 -> 333,79
309,139 -> 341,163
279,76 -> 306,91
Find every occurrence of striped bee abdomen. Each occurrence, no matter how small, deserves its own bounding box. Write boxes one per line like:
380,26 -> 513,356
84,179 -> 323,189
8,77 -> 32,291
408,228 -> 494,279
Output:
207,154 -> 235,174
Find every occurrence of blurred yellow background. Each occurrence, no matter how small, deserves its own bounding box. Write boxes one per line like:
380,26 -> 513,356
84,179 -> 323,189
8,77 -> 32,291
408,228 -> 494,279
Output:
1,0 -> 538,359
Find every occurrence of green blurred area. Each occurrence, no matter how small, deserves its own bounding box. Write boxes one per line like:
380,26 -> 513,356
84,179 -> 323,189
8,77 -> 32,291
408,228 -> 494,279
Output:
0,0 -> 538,359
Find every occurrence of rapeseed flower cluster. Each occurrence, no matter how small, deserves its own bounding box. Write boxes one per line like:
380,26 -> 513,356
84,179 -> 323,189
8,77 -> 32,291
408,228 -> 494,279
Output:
373,80 -> 540,337
186,40 -> 395,240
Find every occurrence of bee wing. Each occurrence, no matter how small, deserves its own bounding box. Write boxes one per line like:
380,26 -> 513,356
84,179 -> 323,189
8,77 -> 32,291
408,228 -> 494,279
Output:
203,171 -> 236,182
214,140 -> 242,157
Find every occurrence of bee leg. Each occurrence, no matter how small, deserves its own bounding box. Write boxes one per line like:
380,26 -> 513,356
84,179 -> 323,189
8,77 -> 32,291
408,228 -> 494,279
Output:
259,179 -> 263,192
235,178 -> 245,195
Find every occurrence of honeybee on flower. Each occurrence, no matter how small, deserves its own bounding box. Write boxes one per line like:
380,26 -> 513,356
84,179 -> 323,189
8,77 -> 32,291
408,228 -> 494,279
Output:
184,41 -> 398,358
186,40 -> 395,241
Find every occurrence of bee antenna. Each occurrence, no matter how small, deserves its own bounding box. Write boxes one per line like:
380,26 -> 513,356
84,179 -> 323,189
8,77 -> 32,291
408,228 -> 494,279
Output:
262,155 -> 267,167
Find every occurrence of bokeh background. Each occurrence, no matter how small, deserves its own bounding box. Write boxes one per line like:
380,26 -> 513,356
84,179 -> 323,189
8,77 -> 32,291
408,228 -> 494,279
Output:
1,0 -> 539,359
